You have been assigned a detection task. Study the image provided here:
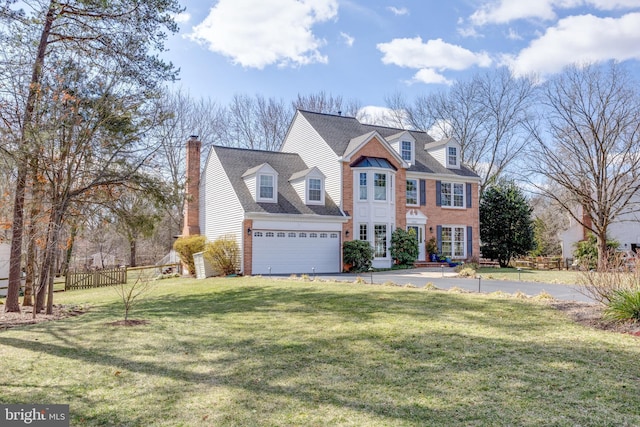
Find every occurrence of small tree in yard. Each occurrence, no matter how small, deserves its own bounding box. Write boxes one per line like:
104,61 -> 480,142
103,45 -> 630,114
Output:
204,236 -> 240,276
480,181 -> 535,267
390,229 -> 419,266
114,272 -> 155,325
173,235 -> 206,275
343,240 -> 374,272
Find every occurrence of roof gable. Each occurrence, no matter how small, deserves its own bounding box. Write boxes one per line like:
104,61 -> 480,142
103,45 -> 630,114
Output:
209,145 -> 343,216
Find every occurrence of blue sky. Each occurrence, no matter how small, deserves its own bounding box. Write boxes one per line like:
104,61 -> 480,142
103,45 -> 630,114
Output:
164,0 -> 640,110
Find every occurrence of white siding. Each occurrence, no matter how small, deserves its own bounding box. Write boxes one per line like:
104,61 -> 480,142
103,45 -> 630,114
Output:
291,179 -> 305,203
0,243 -> 9,297
282,113 -> 342,209
200,150 -> 244,250
430,146 -> 445,167
244,175 -> 257,200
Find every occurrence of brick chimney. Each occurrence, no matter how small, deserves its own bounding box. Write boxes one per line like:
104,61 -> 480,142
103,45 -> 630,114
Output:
182,135 -> 201,236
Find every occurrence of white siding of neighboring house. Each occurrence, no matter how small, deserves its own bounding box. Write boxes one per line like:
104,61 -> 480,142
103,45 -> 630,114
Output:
281,113 -> 342,209
200,150 -> 245,255
560,204 -> 640,259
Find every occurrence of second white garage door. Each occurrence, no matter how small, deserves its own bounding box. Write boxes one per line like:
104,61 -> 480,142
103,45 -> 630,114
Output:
252,230 -> 340,275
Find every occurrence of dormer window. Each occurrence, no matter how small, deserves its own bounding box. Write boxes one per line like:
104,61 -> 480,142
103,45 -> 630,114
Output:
259,174 -> 275,200
289,166 -> 325,205
448,147 -> 458,166
401,141 -> 413,162
243,163 -> 278,203
308,177 -> 322,203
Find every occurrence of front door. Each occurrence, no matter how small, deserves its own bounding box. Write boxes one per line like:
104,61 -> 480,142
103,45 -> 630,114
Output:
407,225 -> 425,261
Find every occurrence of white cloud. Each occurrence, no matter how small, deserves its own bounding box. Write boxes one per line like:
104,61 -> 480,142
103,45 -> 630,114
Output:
173,12 -> 191,24
506,28 -> 523,40
387,6 -> 409,16
505,12 -> 640,76
411,68 -> 453,85
377,37 -> 492,71
188,0 -> 338,69
340,32 -> 355,47
469,0 -> 640,26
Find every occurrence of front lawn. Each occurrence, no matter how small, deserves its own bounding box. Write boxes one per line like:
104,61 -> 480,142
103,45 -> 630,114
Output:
0,277 -> 638,426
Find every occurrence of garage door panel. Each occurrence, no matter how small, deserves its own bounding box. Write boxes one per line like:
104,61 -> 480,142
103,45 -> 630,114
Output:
252,230 -> 340,274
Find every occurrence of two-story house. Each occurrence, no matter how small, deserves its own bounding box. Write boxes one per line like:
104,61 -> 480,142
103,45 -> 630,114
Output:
184,110 -> 480,275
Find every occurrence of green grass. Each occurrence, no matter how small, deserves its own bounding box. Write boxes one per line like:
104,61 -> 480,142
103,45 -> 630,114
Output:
1,277 -> 638,426
477,267 -> 580,285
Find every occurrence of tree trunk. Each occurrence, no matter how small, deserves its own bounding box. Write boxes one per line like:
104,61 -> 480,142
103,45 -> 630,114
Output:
130,238 -> 137,267
36,205 -> 66,315
5,163 -> 26,313
6,1 -> 57,313
597,230 -> 609,272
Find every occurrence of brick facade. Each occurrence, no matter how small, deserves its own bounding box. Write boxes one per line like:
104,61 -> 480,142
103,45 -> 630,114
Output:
182,136 -> 201,236
341,136 -> 480,260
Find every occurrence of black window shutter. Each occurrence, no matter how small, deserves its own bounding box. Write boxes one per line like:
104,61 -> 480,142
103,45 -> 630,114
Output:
420,179 -> 426,206
437,225 -> 442,253
436,181 -> 441,206
466,183 -> 472,208
467,226 -> 473,257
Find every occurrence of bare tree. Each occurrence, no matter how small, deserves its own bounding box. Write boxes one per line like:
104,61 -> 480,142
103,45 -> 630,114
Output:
293,91 -> 361,117
0,0 -> 181,313
398,68 -> 536,194
527,62 -> 640,269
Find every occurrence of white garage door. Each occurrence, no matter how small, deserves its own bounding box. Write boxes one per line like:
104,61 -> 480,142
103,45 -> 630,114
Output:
252,230 -> 340,275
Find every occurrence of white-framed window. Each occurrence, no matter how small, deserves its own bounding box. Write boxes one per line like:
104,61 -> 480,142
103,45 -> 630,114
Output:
441,226 -> 465,258
374,173 -> 386,201
359,223 -> 368,241
299,232 -> 307,238
265,232 -> 274,237
310,233 -> 317,238
374,224 -> 387,258
359,172 -> 367,200
406,179 -> 418,205
330,233 -> 338,238
401,141 -> 412,162
320,233 -> 327,238
277,232 -> 285,237
254,231 -> 263,237
441,182 -> 464,208
259,174 -> 275,201
448,147 -> 458,166
308,177 -> 322,203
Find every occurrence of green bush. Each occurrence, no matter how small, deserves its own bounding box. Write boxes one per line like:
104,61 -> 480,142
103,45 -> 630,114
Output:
173,235 -> 206,276
604,289 -> 640,322
573,234 -> 619,270
390,228 -> 419,265
204,236 -> 240,276
343,240 -> 373,272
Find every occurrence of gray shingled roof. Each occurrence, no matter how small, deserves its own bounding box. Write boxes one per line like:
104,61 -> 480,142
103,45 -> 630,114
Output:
212,145 -> 344,216
298,110 -> 480,179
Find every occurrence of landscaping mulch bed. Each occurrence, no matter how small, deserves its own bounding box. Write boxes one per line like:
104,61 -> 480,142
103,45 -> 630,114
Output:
549,300 -> 640,337
0,304 -> 88,330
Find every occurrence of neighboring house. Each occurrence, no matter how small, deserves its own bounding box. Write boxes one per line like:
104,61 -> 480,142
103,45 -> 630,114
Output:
185,110 -> 481,275
0,242 -> 9,296
560,203 -> 640,259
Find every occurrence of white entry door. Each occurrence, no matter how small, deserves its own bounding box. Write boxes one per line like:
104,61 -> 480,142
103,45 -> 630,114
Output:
407,225 -> 425,261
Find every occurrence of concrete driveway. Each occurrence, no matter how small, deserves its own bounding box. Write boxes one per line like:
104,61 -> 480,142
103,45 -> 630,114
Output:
311,267 -> 593,303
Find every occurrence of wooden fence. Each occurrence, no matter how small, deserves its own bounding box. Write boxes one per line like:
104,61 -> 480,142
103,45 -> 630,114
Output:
65,267 -> 127,291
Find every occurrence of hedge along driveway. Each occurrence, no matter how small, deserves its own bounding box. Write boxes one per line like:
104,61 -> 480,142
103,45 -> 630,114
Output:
0,277 -> 638,426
